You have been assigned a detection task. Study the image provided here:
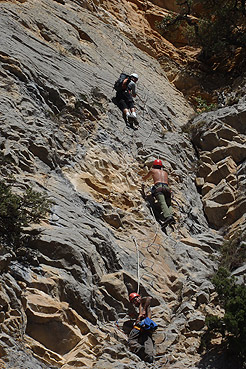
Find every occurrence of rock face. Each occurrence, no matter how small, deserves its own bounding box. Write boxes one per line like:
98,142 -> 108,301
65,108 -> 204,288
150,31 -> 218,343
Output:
192,105 -> 246,230
0,1 -> 245,369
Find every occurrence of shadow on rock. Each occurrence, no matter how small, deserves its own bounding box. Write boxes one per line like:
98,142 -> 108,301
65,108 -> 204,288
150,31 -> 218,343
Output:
198,346 -> 244,369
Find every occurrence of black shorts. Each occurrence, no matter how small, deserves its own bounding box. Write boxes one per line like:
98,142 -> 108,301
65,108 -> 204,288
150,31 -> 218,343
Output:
116,90 -> 134,111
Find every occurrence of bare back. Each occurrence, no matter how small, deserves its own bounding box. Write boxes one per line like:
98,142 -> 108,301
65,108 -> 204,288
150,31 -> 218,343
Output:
151,168 -> 168,185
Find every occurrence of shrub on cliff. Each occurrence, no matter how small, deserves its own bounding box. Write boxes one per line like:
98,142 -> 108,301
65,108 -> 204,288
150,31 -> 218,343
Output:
157,0 -> 246,61
203,267 -> 246,362
202,231 -> 246,363
0,180 -> 51,249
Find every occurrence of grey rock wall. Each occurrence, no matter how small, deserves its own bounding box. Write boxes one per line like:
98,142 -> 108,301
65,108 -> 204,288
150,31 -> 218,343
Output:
0,1 -> 245,369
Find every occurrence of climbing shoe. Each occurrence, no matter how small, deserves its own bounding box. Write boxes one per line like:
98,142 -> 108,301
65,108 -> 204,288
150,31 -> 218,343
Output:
145,355 -> 154,363
126,121 -> 134,129
130,114 -> 139,125
162,216 -> 175,227
127,115 -> 136,129
125,114 -> 129,124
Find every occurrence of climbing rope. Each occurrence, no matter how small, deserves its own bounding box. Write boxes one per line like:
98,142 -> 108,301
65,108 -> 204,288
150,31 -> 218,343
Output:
130,200 -> 163,291
132,236 -> 140,294
90,17 -> 182,363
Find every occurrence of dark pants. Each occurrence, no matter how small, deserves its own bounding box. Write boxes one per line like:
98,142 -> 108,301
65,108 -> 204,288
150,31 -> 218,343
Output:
116,90 -> 134,111
128,328 -> 154,360
152,183 -> 173,219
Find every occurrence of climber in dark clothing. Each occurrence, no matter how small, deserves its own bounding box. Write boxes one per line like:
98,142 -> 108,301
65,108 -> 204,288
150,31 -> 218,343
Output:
128,292 -> 154,363
115,73 -> 139,125
142,159 -> 175,228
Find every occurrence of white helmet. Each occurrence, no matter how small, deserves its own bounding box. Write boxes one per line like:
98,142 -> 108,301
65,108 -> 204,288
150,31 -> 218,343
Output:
130,73 -> 139,80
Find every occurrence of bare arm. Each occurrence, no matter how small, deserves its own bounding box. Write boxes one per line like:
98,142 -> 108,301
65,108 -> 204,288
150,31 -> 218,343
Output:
138,297 -> 152,321
142,170 -> 152,181
128,81 -> 136,97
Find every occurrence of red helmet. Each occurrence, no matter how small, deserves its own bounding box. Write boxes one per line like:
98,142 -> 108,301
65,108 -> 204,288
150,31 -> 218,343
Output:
129,292 -> 140,302
153,159 -> 163,167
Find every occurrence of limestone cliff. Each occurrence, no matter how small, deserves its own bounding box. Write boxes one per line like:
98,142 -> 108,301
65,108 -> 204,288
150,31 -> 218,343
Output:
0,1 -> 245,369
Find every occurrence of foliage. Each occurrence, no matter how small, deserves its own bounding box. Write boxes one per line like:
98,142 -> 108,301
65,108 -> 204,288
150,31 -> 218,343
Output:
0,180 -> 51,249
194,96 -> 217,113
156,0 -> 246,61
204,267 -> 246,361
155,13 -> 177,33
197,1 -> 246,59
203,229 -> 246,362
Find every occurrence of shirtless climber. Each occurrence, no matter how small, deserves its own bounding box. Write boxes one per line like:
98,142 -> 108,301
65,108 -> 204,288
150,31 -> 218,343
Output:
128,292 -> 155,363
142,159 -> 175,228
115,73 -> 139,126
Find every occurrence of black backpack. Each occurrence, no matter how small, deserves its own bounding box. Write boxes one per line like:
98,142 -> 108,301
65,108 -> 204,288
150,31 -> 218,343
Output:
113,73 -> 130,92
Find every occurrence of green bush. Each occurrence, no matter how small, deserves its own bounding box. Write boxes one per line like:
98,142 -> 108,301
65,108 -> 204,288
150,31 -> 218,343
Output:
203,267 -> 246,362
0,180 -> 51,249
156,0 -> 246,61
194,96 -> 217,113
203,230 -> 246,362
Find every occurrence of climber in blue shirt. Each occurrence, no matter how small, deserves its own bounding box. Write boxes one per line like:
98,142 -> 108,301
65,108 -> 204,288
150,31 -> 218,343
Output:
128,292 -> 155,363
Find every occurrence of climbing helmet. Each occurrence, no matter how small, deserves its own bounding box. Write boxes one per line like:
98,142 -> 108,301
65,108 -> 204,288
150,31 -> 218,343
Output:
153,159 -> 163,167
130,73 -> 139,80
129,292 -> 140,302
